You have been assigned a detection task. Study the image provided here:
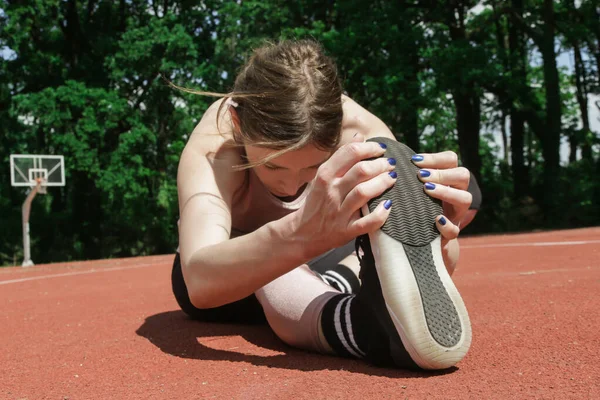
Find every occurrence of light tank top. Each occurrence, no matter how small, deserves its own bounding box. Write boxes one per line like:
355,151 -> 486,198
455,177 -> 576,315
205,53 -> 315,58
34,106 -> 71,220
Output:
229,168 -> 311,237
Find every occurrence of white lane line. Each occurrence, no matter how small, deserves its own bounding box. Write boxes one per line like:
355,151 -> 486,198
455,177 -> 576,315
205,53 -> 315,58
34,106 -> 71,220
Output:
518,268 -> 575,275
462,240 -> 600,249
0,262 -> 165,285
460,266 -> 596,281
1,239 -> 597,284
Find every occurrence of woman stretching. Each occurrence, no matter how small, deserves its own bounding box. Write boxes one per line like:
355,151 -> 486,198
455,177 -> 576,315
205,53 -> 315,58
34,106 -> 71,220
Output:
172,40 -> 475,370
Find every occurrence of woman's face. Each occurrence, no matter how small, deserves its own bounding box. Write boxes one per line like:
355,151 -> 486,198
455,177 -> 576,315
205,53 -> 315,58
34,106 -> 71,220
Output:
245,144 -> 331,199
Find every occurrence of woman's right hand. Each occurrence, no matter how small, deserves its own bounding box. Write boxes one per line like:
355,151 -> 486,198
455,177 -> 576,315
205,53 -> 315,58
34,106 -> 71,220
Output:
290,134 -> 397,259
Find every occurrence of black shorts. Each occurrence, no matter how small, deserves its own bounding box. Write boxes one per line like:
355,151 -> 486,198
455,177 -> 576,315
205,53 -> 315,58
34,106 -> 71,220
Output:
171,252 -> 267,324
171,241 -> 356,324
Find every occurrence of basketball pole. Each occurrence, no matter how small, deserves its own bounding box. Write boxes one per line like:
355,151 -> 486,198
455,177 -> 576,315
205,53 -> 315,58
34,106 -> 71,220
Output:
11,155 -> 64,267
21,179 -> 43,267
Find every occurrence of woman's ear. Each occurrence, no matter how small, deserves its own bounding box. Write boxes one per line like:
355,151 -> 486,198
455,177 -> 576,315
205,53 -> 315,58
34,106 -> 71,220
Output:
229,107 -> 241,132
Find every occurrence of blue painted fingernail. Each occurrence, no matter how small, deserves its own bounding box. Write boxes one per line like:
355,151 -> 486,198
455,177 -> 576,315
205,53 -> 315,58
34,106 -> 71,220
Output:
439,216 -> 447,225
419,169 -> 430,178
412,154 -> 424,162
379,143 -> 387,149
387,158 -> 396,166
389,171 -> 397,179
384,199 -> 392,210
425,182 -> 436,190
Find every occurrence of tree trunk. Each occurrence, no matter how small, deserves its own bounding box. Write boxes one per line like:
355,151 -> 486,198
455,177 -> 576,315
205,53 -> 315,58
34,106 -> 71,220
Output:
399,103 -> 419,152
491,2 -> 510,166
453,86 -> 482,184
508,0 -> 529,199
527,126 -> 534,168
399,46 -> 420,152
510,108 -> 527,198
539,0 -> 562,219
63,0 -> 84,72
448,7 -> 482,183
568,133 -> 578,163
501,112 -> 509,165
72,171 -> 103,260
573,42 -> 593,161
592,3 -> 600,87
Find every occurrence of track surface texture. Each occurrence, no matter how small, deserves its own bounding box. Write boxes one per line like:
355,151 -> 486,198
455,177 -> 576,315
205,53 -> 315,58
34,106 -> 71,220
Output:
1,227 -> 599,399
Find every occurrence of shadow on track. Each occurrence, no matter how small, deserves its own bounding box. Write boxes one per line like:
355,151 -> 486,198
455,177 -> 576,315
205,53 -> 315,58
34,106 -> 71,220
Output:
136,310 -> 458,379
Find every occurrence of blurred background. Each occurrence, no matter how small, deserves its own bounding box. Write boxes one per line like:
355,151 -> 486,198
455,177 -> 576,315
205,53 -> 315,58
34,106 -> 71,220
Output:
1,0 -> 599,266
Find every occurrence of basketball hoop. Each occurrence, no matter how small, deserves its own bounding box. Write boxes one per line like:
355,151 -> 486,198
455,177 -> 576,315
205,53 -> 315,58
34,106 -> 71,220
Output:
10,154 -> 65,266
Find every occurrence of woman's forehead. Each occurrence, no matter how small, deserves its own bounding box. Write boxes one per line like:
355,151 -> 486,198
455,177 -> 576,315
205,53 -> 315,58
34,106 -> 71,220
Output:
246,144 -> 331,168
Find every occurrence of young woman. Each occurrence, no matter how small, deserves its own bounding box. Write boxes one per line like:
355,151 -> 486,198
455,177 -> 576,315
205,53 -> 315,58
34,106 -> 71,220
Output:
172,40 -> 475,370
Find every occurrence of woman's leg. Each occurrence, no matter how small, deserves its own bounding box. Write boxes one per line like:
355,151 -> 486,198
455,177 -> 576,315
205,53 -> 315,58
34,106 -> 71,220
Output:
255,241 -> 357,353
255,265 -> 339,353
171,239 -> 359,329
264,138 -> 473,370
255,242 -> 415,366
307,240 -> 361,294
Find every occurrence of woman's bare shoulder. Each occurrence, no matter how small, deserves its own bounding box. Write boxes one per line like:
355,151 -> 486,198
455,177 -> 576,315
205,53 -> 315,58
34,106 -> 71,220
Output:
340,94 -> 395,143
186,99 -> 233,149
186,98 -> 239,157
178,98 -> 246,203
180,99 -> 244,182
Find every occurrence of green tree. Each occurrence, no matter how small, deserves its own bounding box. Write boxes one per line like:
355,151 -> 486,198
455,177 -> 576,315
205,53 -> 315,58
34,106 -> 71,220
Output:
1,0 -> 599,266
1,0 -> 221,263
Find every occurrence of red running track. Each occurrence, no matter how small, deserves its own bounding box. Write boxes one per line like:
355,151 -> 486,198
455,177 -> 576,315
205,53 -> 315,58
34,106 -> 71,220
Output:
1,227 -> 599,399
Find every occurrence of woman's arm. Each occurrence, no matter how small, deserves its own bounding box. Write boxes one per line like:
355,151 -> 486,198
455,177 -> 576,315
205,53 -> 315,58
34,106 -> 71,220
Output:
181,198 -> 309,309
178,101 -> 314,308
341,95 -> 396,142
179,101 -> 394,309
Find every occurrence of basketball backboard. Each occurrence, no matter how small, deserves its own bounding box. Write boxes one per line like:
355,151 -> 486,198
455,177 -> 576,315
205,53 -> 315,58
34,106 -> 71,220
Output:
10,154 -> 65,188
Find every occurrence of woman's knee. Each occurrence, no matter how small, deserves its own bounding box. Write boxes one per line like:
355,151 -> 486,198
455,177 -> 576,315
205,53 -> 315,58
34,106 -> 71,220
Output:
259,302 -> 304,348
256,266 -> 339,351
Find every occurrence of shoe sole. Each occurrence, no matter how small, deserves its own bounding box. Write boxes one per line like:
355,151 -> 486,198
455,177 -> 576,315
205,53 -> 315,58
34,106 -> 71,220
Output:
361,137 -> 472,370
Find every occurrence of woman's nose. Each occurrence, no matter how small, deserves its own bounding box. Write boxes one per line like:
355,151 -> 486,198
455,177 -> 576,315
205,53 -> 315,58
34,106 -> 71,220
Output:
280,180 -> 302,196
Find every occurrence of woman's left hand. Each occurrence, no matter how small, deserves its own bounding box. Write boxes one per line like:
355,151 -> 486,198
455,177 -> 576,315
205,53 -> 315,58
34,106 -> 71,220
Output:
411,151 -> 472,241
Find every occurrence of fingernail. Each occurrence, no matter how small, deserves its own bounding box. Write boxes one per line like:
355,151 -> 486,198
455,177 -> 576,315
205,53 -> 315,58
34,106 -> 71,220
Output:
425,182 -> 436,190
439,216 -> 447,226
384,199 -> 392,210
412,154 -> 424,162
419,169 -> 430,178
379,142 -> 387,149
387,158 -> 396,166
389,171 -> 397,179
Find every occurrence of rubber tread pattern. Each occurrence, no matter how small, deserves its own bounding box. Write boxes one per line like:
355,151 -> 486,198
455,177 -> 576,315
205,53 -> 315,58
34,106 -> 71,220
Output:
365,137 -> 441,247
403,243 -> 462,347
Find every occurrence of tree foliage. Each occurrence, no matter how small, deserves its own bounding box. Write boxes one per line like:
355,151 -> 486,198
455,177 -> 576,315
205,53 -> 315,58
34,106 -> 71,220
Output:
1,0 -> 598,266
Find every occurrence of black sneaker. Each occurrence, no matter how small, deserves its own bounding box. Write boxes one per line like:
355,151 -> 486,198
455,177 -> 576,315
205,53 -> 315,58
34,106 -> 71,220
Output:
355,137 -> 472,370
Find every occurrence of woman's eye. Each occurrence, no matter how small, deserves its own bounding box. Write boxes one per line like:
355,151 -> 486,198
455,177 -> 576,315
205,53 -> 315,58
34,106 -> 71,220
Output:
264,164 -> 282,170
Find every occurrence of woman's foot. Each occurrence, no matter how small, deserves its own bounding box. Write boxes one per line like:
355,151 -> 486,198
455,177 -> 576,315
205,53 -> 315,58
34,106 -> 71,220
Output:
356,137 -> 472,370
